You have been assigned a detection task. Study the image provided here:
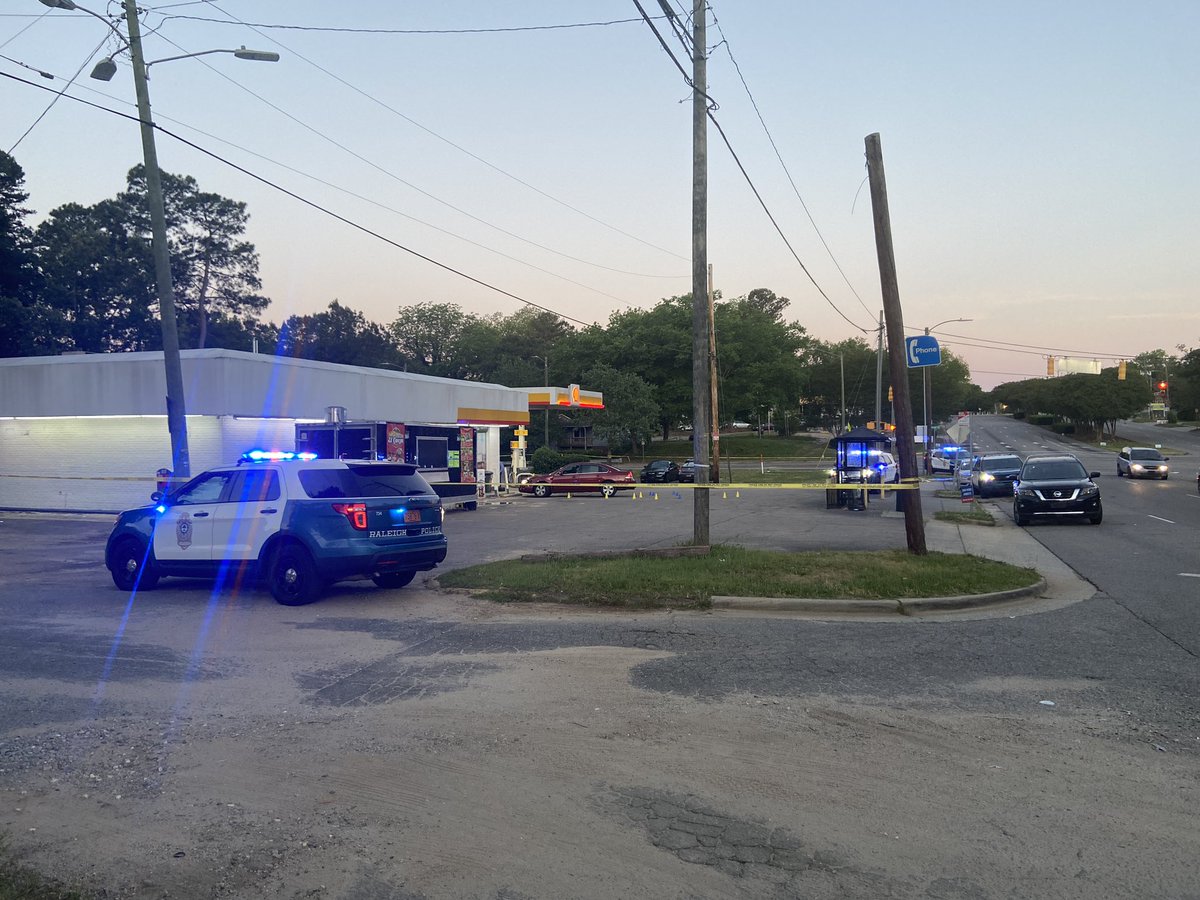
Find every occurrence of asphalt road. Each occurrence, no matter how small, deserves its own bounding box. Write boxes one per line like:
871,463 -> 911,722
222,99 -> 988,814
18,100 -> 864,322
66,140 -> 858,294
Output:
965,414 -> 1200,656
0,422 -> 1197,899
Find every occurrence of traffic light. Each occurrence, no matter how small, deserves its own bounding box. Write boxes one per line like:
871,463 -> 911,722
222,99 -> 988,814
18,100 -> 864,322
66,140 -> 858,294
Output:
1158,380 -> 1168,391
887,386 -> 893,402
1117,360 -> 1127,380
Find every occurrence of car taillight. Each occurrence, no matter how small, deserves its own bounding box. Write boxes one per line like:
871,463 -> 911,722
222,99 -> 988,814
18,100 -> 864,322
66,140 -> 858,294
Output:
332,502 -> 368,530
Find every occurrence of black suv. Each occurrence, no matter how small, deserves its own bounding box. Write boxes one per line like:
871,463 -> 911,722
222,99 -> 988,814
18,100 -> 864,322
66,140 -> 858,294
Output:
969,453 -> 1023,498
1013,454 -> 1102,525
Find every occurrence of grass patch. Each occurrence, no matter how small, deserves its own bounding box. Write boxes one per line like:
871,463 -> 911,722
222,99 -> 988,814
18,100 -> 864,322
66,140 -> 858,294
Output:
437,545 -> 1039,608
720,468 -> 831,485
0,836 -> 84,900
935,503 -> 996,526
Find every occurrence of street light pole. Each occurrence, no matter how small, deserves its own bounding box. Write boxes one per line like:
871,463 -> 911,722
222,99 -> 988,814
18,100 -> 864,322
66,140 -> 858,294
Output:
922,317 -> 972,471
123,0 -> 190,477
40,0 -> 277,480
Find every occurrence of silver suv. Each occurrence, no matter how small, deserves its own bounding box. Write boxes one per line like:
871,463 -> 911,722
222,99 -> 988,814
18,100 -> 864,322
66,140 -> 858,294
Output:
1116,447 -> 1169,480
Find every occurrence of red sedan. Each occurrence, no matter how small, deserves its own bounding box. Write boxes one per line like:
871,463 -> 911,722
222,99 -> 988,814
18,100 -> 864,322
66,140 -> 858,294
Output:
518,462 -> 635,498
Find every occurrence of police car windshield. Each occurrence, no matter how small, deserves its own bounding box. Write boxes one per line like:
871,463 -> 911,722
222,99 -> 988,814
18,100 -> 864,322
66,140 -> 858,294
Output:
299,465 -> 432,499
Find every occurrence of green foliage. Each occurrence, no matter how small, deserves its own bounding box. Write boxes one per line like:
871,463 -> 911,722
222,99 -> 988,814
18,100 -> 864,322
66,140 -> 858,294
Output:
576,364 -> 659,454
1050,422 -> 1075,434
1032,414 -> 1056,426
529,446 -> 590,474
119,166 -> 269,349
278,300 -> 399,367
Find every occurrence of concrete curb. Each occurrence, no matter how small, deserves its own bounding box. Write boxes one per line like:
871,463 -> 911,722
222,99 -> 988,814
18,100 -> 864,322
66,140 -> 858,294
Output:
711,577 -> 1048,616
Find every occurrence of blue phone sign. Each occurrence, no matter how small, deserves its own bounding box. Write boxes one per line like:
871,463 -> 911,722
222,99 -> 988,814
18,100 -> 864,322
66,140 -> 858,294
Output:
905,335 -> 942,368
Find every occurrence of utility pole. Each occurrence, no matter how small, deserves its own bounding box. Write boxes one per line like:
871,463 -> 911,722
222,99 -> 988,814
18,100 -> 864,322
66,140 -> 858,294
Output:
708,263 -> 719,484
690,0 -> 711,545
874,310 -> 884,428
125,0 -> 190,478
864,133 -> 926,554
839,353 -> 846,434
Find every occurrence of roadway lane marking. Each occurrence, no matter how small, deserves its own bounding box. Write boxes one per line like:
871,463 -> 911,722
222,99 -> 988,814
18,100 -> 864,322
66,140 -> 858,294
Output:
1148,515 -> 1175,524
1181,574 -> 1200,578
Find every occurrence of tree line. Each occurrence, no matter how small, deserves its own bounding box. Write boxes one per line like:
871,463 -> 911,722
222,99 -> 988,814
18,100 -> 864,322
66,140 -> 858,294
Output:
32,149 -> 1200,451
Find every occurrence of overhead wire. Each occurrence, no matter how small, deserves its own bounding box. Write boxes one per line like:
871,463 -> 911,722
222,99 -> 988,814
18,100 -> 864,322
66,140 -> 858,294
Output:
140,30 -> 676,296
154,13 -> 667,35
708,3 -> 874,319
199,2 -> 690,265
8,33 -> 108,153
630,0 -> 871,335
0,68 -> 595,329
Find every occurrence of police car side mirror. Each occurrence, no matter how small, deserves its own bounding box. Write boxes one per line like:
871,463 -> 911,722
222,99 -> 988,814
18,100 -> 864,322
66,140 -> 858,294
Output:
151,490 -> 164,503
1089,472 -> 1101,479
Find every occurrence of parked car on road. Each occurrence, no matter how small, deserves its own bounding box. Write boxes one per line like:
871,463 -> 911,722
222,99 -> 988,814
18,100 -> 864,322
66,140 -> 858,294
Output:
678,459 -> 697,483
969,453 -> 1023,498
517,461 -> 635,498
105,451 -> 447,605
639,459 -> 681,483
1013,454 -> 1102,526
1116,446 -> 1170,480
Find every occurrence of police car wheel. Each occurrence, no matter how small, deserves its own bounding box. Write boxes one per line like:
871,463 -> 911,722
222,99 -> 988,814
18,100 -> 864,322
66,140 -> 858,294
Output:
372,570 -> 416,590
269,545 -> 321,606
110,538 -> 159,591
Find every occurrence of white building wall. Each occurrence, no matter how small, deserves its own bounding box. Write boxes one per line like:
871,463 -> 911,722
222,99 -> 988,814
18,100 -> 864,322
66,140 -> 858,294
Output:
0,351 -> 531,512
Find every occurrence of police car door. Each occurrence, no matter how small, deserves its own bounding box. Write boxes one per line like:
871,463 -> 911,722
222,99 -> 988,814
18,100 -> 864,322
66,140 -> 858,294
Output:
209,467 -> 284,562
153,470 -> 235,563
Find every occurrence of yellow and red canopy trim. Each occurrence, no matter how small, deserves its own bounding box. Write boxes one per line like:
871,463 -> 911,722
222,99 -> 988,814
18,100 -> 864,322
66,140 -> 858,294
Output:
456,407 -> 530,426
525,383 -> 604,410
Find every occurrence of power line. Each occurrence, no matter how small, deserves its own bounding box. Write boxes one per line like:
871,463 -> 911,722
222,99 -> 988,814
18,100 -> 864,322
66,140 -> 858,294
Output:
155,13 -> 668,36
141,27 -> 682,296
930,329 -> 1143,361
708,3 -> 874,320
199,2 -> 691,267
8,34 -> 107,153
0,69 -> 595,329
630,0 -> 871,334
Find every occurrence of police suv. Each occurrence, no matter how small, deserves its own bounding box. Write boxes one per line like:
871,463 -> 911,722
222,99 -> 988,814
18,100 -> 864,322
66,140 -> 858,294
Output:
105,451 -> 448,605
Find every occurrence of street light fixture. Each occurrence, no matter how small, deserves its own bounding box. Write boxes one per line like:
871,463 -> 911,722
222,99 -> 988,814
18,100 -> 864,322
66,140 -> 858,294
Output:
921,318 -> 972,470
40,0 -> 277,480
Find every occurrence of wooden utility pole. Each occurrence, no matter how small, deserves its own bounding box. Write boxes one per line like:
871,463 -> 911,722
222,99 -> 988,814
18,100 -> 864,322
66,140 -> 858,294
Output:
708,263 -> 719,484
864,133 -> 926,554
690,0 -> 710,545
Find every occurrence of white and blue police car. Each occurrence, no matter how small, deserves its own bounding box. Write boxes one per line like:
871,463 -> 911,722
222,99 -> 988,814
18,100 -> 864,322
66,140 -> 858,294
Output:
105,451 -> 448,605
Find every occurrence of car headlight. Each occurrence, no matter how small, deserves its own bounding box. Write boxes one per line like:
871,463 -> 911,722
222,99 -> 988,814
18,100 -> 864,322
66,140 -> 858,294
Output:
1080,485 -> 1099,497
979,473 -> 995,482
1131,463 -> 1144,471
1157,465 -> 1168,472
1016,487 -> 1037,498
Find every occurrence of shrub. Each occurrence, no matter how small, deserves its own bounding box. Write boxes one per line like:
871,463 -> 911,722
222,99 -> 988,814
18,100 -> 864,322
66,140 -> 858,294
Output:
1012,411 -> 1026,419
1050,422 -> 1075,434
529,446 -> 591,474
1031,414 -> 1056,427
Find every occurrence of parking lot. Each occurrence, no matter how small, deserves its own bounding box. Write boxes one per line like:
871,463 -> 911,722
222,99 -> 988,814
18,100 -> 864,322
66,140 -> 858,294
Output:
0,479 -> 1196,900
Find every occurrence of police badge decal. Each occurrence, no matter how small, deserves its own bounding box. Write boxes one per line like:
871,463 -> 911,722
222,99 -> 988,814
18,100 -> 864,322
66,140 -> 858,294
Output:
176,512 -> 193,550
